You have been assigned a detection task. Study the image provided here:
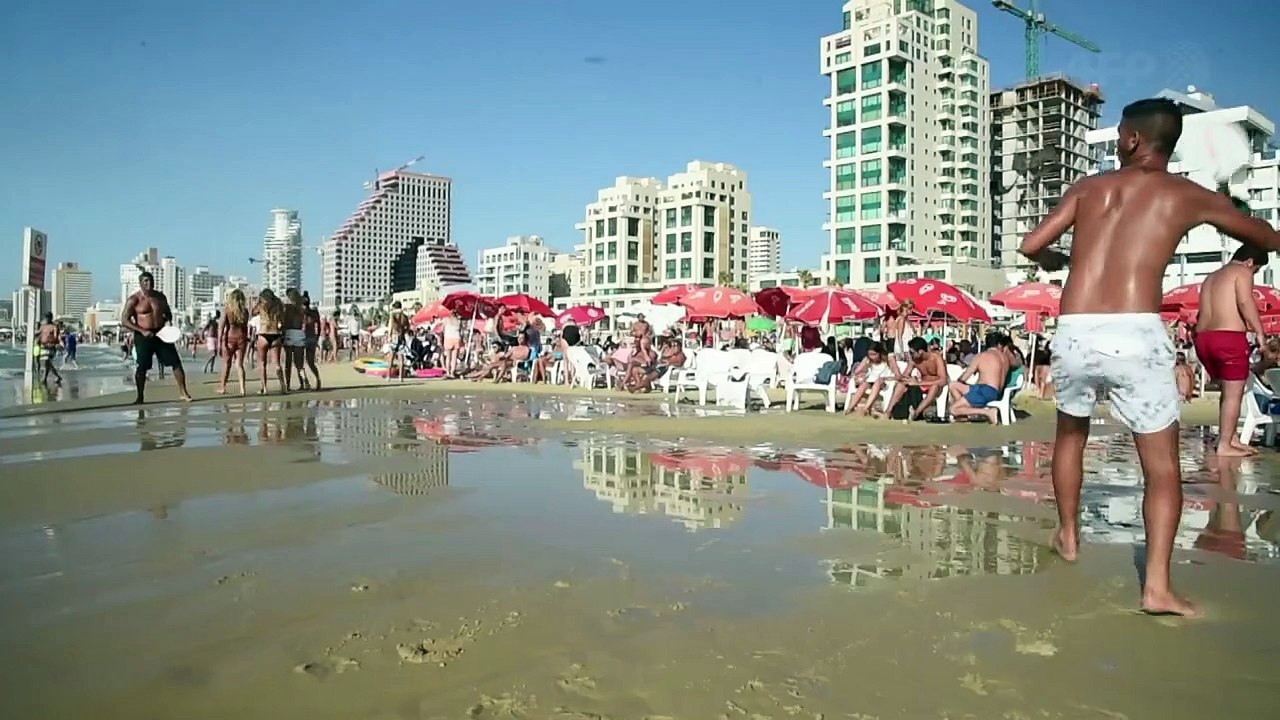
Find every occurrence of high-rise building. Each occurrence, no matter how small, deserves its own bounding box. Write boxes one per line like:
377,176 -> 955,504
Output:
747,226 -> 782,279
186,265 -> 228,322
262,208 -> 303,293
656,161 -> 753,287
158,256 -> 187,316
548,246 -> 587,307
321,169 -> 470,311
119,247 -> 159,303
822,0 -> 1002,296
51,262 -> 93,319
991,76 -> 1103,270
476,235 -> 554,298
1085,86 -> 1279,290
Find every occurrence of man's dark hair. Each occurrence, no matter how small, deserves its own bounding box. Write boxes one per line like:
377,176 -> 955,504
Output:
138,271 -> 154,282
1232,243 -> 1270,266
869,341 -> 887,356
1121,98 -> 1183,156
984,331 -> 1005,348
908,337 -> 928,353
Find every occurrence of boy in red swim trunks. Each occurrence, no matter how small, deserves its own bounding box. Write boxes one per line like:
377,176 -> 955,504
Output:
1194,243 -> 1275,456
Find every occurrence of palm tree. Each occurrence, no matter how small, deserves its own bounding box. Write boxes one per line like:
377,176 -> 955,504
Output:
716,271 -> 734,287
797,269 -> 815,289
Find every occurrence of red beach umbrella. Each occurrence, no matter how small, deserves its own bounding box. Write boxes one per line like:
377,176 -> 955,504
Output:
411,300 -> 452,326
678,286 -> 761,319
991,283 -> 1063,317
652,283 -> 705,305
887,278 -> 990,323
497,293 -> 555,317
858,289 -> 901,312
649,451 -> 751,479
787,288 -> 880,326
556,305 -> 607,327
754,286 -> 814,318
442,291 -> 500,319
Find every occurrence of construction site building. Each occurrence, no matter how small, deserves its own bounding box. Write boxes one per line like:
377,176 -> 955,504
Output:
990,75 -> 1103,270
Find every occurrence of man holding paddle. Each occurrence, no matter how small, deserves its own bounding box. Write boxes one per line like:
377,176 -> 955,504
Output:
1021,98 -> 1280,618
121,270 -> 193,404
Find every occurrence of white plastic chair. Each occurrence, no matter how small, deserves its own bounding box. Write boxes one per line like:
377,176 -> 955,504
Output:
934,364 -> 965,419
785,351 -> 838,413
662,348 -> 699,393
1240,373 -> 1275,445
1264,368 -> 1280,446
990,372 -> 1026,425
566,346 -> 609,389
689,349 -> 734,406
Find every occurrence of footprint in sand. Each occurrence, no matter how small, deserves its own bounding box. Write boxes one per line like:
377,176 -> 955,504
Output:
556,664 -> 599,698
468,691 -> 535,717
397,638 -> 468,667
213,571 -> 255,586
294,656 -> 359,679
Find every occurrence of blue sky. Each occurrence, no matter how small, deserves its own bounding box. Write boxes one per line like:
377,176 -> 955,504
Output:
2,0 -> 1275,300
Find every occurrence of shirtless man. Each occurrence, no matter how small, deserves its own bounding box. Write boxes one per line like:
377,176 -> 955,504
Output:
948,337 -> 1011,424
1194,244 -> 1275,456
631,313 -> 652,343
36,313 -> 63,386
121,271 -> 193,404
301,292 -> 323,390
1020,97 -> 1280,617
882,337 -> 947,420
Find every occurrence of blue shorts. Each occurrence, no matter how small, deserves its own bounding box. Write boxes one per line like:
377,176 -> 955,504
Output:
965,383 -> 1001,408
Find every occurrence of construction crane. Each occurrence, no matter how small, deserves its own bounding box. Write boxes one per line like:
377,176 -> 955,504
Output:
363,155 -> 425,190
992,0 -> 1100,79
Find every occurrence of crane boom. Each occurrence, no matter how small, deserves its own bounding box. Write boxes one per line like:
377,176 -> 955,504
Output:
992,0 -> 1099,79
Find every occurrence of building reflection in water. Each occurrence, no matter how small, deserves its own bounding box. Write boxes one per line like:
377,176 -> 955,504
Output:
576,442 -> 749,530
796,444 -> 1048,586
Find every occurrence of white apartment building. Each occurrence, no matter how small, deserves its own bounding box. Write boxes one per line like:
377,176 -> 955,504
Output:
262,208 -> 303,293
577,175 -> 663,301
119,247 -> 159,303
11,288 -> 51,331
1085,86 -> 1279,290
991,75 -> 1103,270
475,235 -> 554,299
748,226 -> 782,279
321,169 -> 470,311
51,262 -> 93,319
186,265 -> 227,311
822,0 -> 1003,297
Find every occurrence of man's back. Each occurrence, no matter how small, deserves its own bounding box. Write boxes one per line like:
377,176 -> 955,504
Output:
1196,263 -> 1250,332
973,349 -> 1009,390
1061,168 -> 1207,316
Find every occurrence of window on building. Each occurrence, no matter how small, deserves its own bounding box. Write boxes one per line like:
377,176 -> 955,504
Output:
681,232 -> 692,252
861,191 -> 882,220
607,266 -> 617,283
665,234 -> 677,254
703,206 -> 716,226
836,100 -> 856,127
836,195 -> 857,223
702,258 -> 715,279
842,10 -> 851,30
861,125 -> 882,153
836,131 -> 857,159
861,159 -> 882,186
665,208 -> 677,228
861,60 -> 882,89
680,258 -> 692,278
861,93 -> 883,121
835,260 -> 851,285
626,217 -> 639,236
627,266 -> 638,283
594,244 -> 604,260
836,163 -> 857,191
861,225 -> 882,252
680,206 -> 692,226
665,259 -> 677,279
836,227 -> 855,253
627,241 -> 639,259
835,51 -> 851,64
607,242 -> 617,260
703,232 -> 715,253
595,267 -> 604,284
864,42 -> 880,56
836,68 -> 857,95
863,257 -> 881,284
595,220 -> 604,237
607,217 -> 617,236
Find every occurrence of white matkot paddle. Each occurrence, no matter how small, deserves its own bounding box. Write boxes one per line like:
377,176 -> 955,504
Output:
156,325 -> 181,344
1177,120 -> 1251,191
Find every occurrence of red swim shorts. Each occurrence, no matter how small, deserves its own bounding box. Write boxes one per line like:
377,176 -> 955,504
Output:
1194,330 -> 1251,382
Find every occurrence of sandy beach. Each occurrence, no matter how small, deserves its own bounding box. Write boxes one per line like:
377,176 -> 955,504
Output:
2,365 -> 1279,719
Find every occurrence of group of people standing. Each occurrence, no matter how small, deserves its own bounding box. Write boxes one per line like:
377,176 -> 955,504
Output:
120,271 -> 327,403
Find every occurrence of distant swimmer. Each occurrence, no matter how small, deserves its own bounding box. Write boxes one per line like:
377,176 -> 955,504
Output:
1194,244 -> 1277,456
121,271 -> 193,404
1021,98 -> 1280,618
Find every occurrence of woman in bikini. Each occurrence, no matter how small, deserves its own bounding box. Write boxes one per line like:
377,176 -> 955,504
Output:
442,313 -> 462,377
283,289 -> 308,391
255,289 -> 287,394
217,289 -> 250,396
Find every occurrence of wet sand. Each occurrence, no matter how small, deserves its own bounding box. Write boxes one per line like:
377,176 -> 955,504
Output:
2,380 -> 1278,719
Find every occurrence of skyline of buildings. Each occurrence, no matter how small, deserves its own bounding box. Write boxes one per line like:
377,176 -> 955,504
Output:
51,262 -> 93,320
262,208 -> 303,293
